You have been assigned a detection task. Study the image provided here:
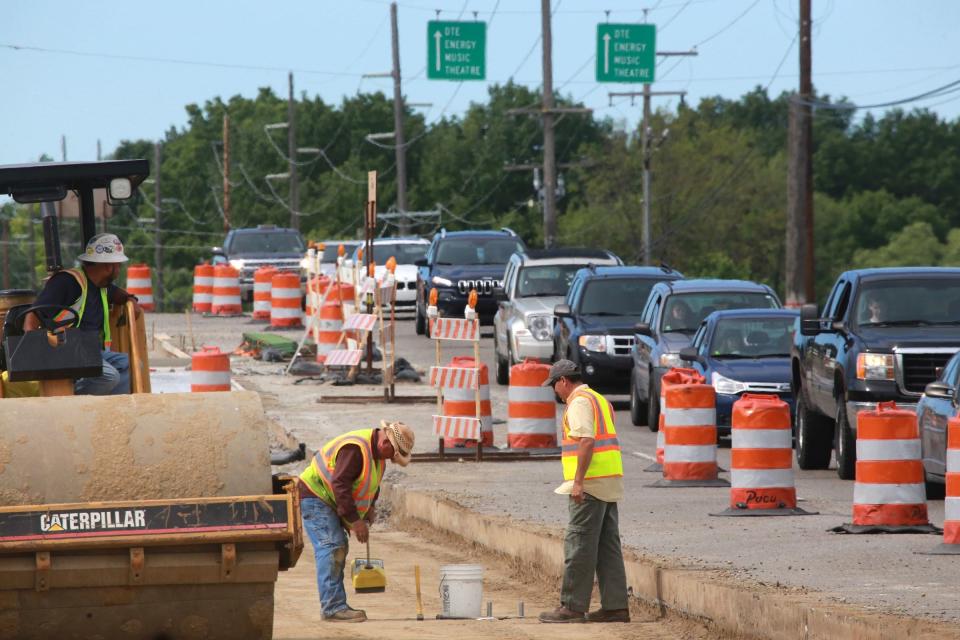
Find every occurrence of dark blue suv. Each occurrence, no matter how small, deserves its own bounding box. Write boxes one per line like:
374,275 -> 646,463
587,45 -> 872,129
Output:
630,279 -> 782,429
414,229 -> 526,334
553,266 -> 683,393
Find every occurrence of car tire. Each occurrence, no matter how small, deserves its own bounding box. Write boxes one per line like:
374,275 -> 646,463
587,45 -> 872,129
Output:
415,304 -> 425,335
925,471 -> 946,500
629,370 -> 647,426
647,377 -> 660,432
834,393 -> 856,480
495,336 -> 510,386
795,390 -> 833,470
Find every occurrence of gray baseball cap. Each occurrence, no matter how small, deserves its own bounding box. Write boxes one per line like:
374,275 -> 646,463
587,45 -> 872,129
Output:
542,359 -> 580,387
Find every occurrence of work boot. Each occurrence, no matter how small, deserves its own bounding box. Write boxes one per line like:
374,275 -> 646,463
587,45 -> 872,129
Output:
323,607 -> 367,623
538,606 -> 586,623
586,608 -> 630,623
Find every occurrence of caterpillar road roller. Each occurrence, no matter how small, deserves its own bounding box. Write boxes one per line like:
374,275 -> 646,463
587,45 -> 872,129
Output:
0,161 -> 302,639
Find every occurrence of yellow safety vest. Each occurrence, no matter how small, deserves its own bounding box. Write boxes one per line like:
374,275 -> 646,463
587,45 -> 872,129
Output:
54,269 -> 111,349
299,428 -> 384,523
561,386 -> 623,481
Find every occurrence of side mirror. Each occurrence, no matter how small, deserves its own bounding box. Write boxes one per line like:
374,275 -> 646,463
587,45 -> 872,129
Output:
679,346 -> 701,363
492,286 -> 507,302
634,322 -> 652,337
413,258 -> 427,267
554,304 -> 571,318
799,303 -> 822,337
211,246 -> 225,256
924,381 -> 955,400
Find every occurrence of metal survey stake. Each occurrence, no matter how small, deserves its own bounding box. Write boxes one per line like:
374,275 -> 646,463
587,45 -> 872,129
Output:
415,565 -> 424,620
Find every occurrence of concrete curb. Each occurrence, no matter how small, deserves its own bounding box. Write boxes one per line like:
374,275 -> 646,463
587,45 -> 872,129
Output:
384,485 -> 959,640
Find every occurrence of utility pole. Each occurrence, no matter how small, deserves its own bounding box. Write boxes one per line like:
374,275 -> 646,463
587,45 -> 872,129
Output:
29,204 -> 38,290
287,72 -> 299,230
390,2 -> 410,235
786,0 -> 814,306
96,139 -> 101,161
154,142 -> 163,312
223,114 -> 232,232
1,212 -> 9,289
540,0 -> 557,247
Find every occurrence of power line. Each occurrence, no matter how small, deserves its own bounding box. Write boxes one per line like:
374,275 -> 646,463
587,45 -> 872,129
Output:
797,77 -> 960,111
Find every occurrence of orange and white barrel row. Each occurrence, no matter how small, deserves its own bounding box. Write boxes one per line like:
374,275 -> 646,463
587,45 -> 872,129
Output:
125,264 -> 154,311
507,359 -> 558,449
315,298 -> 343,364
190,346 -> 231,392
727,394 -> 799,511
211,265 -> 242,315
192,264 -> 214,313
432,415 -> 482,441
270,272 -> 302,328
842,401 -> 931,531
936,417 -> 960,550
441,356 -> 492,447
252,267 -> 276,320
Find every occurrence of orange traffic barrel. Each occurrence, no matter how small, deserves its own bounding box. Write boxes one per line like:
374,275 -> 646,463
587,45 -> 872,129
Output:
192,263 -> 214,313
649,368 -> 728,488
211,265 -> 242,315
252,267 -> 276,320
270,272 -> 302,328
191,346 -> 231,392
507,359 -> 557,449
125,264 -> 154,311
442,356 -> 493,448
923,416 -> 960,554
306,276 -> 331,330
712,394 -> 815,516
314,296 -> 343,363
833,401 -> 935,533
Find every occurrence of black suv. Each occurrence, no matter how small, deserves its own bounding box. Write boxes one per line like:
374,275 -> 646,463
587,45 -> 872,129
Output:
414,229 -> 526,335
212,225 -> 305,301
553,266 -> 683,393
793,267 -> 960,479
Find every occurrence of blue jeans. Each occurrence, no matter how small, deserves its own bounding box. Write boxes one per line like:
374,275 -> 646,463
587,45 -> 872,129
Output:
75,350 -> 130,396
301,497 -> 350,617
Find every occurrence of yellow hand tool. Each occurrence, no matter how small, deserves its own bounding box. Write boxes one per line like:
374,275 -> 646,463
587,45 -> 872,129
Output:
351,539 -> 386,593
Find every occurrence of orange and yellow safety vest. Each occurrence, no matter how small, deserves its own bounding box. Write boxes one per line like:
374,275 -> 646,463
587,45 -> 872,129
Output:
299,428 -> 384,523
53,268 -> 111,348
561,386 -> 623,481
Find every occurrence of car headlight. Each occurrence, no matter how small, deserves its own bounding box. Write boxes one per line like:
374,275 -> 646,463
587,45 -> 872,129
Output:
228,259 -> 245,270
578,335 -> 606,353
857,353 -> 895,380
431,275 -> 453,287
712,372 -> 746,395
659,353 -> 683,368
527,315 -> 552,341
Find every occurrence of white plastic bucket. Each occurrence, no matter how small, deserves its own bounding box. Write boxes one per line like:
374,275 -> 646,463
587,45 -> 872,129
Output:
439,564 -> 484,618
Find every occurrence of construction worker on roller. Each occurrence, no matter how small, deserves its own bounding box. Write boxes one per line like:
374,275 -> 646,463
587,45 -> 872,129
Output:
539,359 -> 630,624
298,421 -> 415,623
23,233 -> 142,395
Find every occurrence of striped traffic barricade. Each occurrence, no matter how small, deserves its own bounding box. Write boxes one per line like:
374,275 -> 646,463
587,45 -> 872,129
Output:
712,394 -> 815,516
832,401 -> 937,534
442,356 -> 492,448
270,272 -> 302,328
192,263 -> 214,313
252,267 -> 276,320
125,263 -> 154,311
191,346 -> 231,392
210,265 -> 242,316
922,415 -> 960,554
649,368 -> 728,488
507,359 -> 558,449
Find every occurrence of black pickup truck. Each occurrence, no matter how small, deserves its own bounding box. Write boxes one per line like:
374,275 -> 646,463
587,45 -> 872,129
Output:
792,267 -> 960,479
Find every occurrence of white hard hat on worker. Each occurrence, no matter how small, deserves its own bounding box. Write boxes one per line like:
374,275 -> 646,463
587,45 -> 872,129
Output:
79,233 -> 129,264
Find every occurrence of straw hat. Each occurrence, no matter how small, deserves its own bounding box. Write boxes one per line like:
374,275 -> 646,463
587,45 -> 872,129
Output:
381,421 -> 415,466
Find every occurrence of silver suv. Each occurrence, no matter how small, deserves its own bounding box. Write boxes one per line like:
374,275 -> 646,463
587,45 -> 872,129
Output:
493,248 -> 621,384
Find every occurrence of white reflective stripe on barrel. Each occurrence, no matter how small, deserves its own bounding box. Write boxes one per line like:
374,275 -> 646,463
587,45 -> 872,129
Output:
191,371 -> 231,387
317,319 -> 342,331
732,428 -> 792,449
445,386 -> 490,401
272,288 -> 301,299
253,301 -> 271,310
507,417 -> 555,433
317,342 -> 336,354
193,293 -> 212,302
127,278 -> 152,288
662,407 -> 715,427
663,445 -> 716,463
856,439 -> 921,461
271,307 -> 302,318
195,277 -> 214,286
254,283 -> 272,292
945,450 -> 960,471
945,497 -> 960,521
730,468 -> 795,489
508,386 -> 555,402
213,277 -> 238,287
135,295 -> 154,304
853,482 -> 926,505
212,295 -> 241,303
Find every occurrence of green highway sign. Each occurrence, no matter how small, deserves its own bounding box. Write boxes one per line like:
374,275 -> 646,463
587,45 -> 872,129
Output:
427,21 -> 486,81
596,23 -> 656,83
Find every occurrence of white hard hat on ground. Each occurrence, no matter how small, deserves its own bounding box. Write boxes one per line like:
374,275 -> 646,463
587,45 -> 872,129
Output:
79,233 -> 128,264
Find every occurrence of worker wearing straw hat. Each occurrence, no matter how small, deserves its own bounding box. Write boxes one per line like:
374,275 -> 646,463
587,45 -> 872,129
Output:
297,421 -> 415,622
539,360 -> 629,624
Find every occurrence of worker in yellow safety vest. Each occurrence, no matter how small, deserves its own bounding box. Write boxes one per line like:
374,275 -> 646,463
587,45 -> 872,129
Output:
538,359 -> 630,624
23,233 -> 142,395
298,421 -> 415,623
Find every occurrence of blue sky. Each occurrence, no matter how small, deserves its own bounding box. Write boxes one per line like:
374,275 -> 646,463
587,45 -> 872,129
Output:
3,0 -> 960,166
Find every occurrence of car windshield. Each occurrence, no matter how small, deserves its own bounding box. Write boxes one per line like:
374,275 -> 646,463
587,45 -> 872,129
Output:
434,238 -> 525,265
230,232 -> 304,254
579,278 -> 658,316
855,278 -> 960,327
662,291 -> 780,333
710,317 -> 795,358
362,243 -> 428,265
321,243 -> 359,262
517,265 -> 586,297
